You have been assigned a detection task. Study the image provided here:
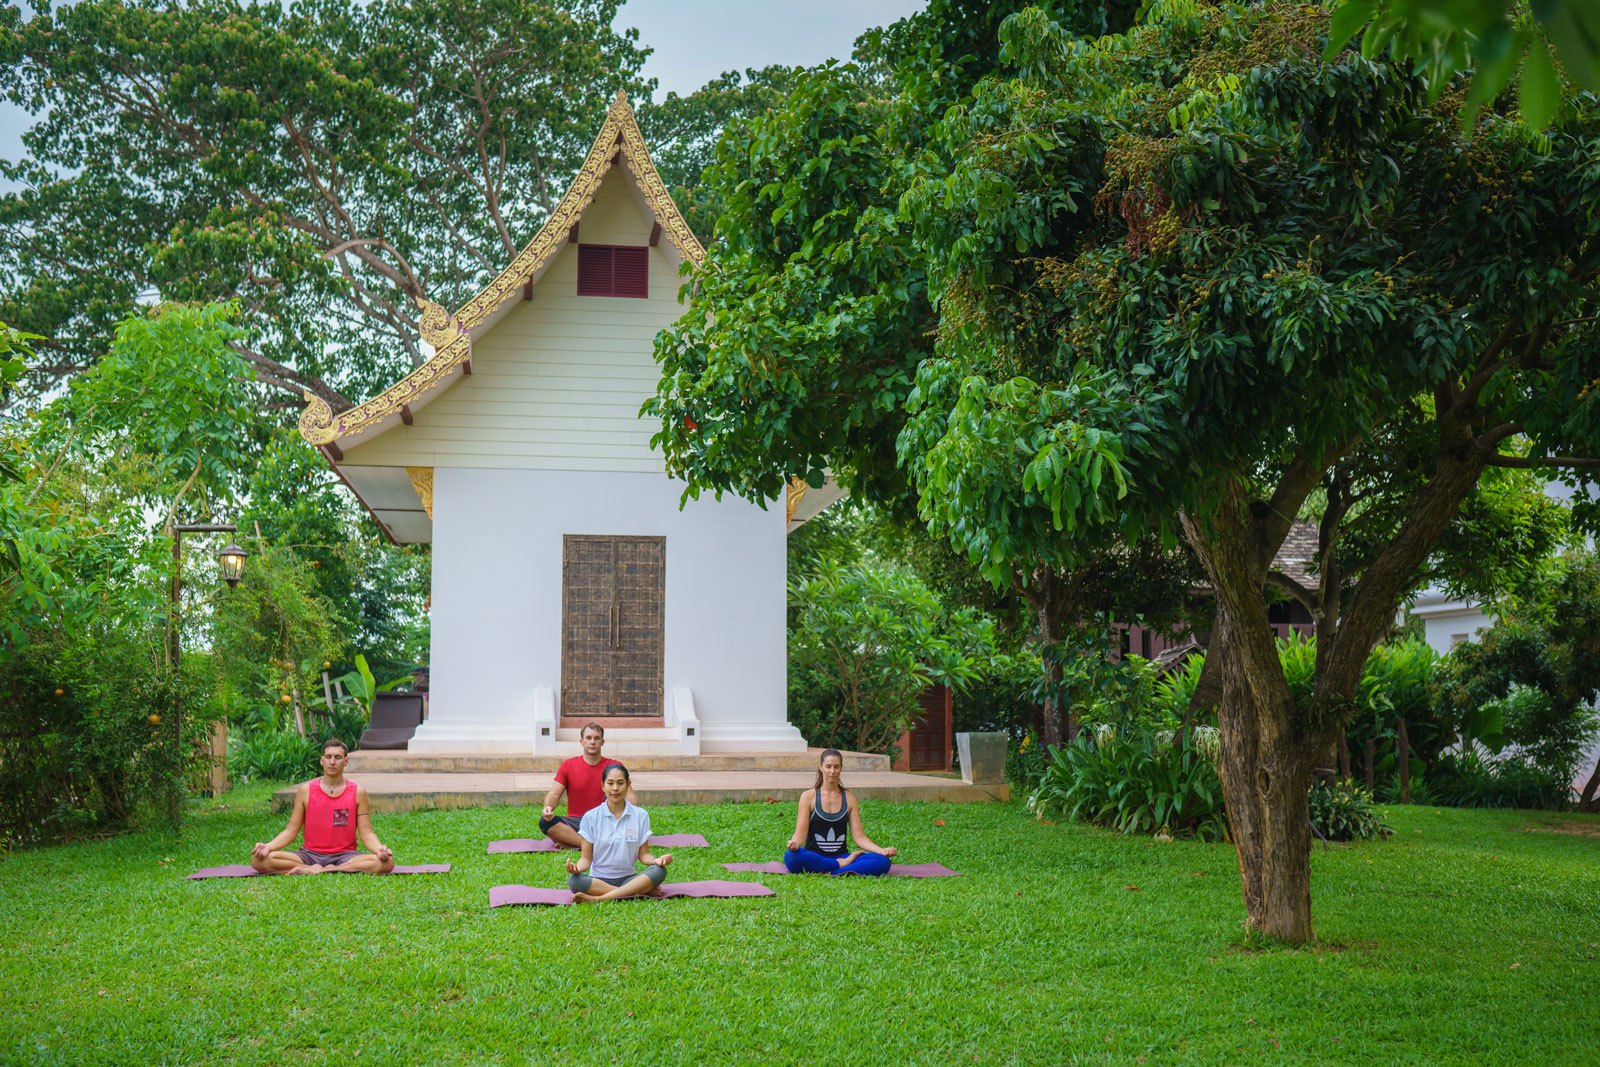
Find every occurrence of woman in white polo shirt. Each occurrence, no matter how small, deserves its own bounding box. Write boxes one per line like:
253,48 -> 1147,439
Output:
565,762 -> 672,902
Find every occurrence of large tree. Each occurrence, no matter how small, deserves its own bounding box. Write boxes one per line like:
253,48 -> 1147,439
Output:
651,0 -> 1600,943
0,0 -> 793,415
896,4 -> 1600,942
646,0 -> 1175,748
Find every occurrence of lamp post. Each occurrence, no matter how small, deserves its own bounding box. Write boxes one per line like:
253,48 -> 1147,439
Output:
167,523 -> 247,831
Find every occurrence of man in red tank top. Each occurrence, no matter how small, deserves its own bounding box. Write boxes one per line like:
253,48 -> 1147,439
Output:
538,722 -> 635,848
249,738 -> 396,874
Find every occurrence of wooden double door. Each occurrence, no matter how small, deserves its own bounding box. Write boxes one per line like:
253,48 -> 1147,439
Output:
560,535 -> 665,719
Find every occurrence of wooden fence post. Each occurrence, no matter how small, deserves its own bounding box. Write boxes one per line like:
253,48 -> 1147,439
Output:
1337,734 -> 1351,781
1397,717 -> 1411,804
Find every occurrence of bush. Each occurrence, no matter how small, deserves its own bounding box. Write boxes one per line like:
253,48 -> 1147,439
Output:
1008,732 -> 1048,792
0,629 -> 208,844
1432,554 -> 1600,789
229,729 -> 320,784
788,561 -> 999,753
1430,749 -> 1572,810
1028,727 -> 1228,841
1309,781 -> 1391,842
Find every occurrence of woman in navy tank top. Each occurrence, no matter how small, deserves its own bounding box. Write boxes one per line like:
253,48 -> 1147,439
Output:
783,748 -> 896,876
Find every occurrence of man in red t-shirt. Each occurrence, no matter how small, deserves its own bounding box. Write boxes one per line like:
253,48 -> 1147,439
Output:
538,722 -> 635,848
249,737 -> 395,874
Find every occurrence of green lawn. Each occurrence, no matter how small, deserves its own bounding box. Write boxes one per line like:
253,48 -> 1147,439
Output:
2,789 -> 1596,1065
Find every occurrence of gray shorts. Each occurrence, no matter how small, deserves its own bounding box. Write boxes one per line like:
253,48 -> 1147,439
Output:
568,865 -> 667,894
538,814 -> 581,836
294,848 -> 362,867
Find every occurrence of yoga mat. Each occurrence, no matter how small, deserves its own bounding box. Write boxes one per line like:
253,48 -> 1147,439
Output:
486,833 -> 708,854
187,864 -> 450,880
722,861 -> 961,878
488,880 -> 774,908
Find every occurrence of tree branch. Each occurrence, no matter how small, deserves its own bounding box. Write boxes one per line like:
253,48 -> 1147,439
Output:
1486,453 -> 1600,470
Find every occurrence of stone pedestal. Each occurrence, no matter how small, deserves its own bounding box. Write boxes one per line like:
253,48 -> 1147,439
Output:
956,732 -> 1007,785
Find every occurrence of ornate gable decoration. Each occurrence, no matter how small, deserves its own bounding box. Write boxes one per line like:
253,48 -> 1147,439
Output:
299,91 -> 702,447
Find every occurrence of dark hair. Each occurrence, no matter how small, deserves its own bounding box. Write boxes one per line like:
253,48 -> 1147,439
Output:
322,737 -> 349,756
602,761 -> 629,783
812,748 -> 845,793
581,722 -> 605,739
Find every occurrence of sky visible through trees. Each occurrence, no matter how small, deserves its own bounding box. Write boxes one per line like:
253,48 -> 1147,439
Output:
0,0 -> 928,188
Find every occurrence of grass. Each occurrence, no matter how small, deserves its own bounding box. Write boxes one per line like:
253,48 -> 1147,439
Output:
1,789 -> 1597,1065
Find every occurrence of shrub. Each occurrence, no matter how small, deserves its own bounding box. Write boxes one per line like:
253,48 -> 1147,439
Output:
1007,732 -> 1048,792
229,729 -> 320,784
788,561 -> 999,753
1430,749 -> 1571,810
1154,652 -> 1208,719
1432,554 -> 1600,789
1309,781 -> 1391,842
1028,728 -> 1228,841
0,629 -> 208,844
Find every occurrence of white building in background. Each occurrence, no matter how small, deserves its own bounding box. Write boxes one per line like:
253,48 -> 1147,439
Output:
1409,481 -> 1586,655
296,93 -> 810,756
1407,480 -> 1600,788
1407,588 -> 1493,656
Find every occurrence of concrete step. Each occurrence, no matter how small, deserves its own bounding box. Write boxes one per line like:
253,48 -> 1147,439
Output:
344,748 -> 890,775
275,768 -> 1005,813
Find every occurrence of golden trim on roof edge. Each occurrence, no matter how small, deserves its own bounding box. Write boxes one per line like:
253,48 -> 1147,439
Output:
297,91 -> 703,449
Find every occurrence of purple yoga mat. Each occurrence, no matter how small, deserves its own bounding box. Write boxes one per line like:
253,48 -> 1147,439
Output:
657,880 -> 772,899
486,833 -> 708,854
490,885 -> 573,907
721,861 -> 961,878
488,880 -> 773,908
186,863 -> 450,880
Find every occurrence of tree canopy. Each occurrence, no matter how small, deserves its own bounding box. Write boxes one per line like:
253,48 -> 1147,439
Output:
0,0 -> 795,416
649,0 -> 1600,942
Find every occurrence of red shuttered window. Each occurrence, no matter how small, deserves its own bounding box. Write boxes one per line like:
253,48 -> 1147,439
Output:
576,244 -> 649,298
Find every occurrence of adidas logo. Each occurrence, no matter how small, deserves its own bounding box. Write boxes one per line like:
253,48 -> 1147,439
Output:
815,827 -> 845,852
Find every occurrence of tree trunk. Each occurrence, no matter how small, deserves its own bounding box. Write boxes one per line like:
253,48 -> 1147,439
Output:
1182,496 -> 1318,944
1209,604 -> 1317,943
1038,601 -> 1064,750
1578,751 -> 1600,812
1021,568 -> 1075,750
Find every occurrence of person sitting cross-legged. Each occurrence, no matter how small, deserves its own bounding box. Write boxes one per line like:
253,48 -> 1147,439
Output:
249,738 -> 395,875
564,762 -> 672,902
783,748 -> 896,876
538,721 -> 635,849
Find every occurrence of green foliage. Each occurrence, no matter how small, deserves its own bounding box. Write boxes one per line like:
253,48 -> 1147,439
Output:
35,303 -> 255,513
330,653 -> 413,720
788,561 -> 1000,753
1309,780 -> 1391,842
228,728 -> 319,785
0,628 -> 207,844
1037,639 -> 1171,734
1029,728 -> 1229,840
237,428 -> 429,681
209,542 -> 346,732
1430,747 -> 1573,809
1348,636 -> 1452,771
1155,651 -> 1209,717
1433,553 -> 1600,785
1323,0 -> 1599,130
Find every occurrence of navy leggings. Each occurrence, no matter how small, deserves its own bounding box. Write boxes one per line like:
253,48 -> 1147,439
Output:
783,848 -> 891,877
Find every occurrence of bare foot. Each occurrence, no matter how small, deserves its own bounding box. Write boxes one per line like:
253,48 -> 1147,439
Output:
836,850 -> 864,869
287,865 -> 322,875
573,891 -> 600,904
